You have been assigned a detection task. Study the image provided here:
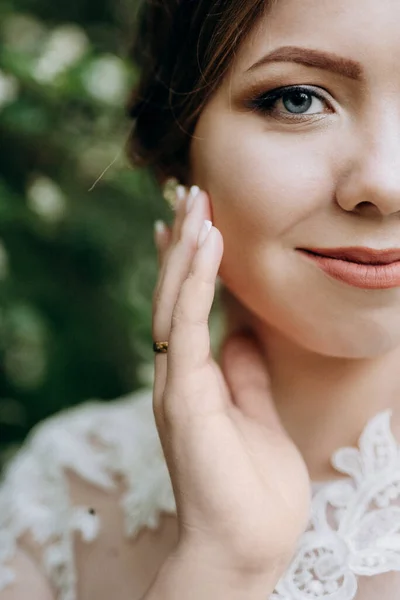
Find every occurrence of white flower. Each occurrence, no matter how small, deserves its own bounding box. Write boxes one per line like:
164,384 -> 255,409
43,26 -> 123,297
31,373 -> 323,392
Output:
27,175 -> 66,222
1,14 -> 47,54
0,70 -> 18,110
83,54 -> 128,104
33,24 -> 89,83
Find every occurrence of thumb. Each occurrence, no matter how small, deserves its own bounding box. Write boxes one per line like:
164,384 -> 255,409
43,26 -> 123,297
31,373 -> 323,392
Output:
220,332 -> 285,434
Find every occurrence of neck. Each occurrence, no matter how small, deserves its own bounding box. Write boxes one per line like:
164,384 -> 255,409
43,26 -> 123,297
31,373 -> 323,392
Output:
218,284 -> 400,483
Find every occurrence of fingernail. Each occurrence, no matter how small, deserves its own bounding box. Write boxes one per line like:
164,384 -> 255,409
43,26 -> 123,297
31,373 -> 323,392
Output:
154,220 -> 166,245
175,185 -> 187,209
186,185 -> 201,213
197,220 -> 212,247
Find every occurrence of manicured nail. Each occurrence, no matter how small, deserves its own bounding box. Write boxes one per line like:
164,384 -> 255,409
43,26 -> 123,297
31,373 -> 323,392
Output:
154,220 -> 167,245
175,185 -> 187,209
197,220 -> 212,247
186,185 -> 201,213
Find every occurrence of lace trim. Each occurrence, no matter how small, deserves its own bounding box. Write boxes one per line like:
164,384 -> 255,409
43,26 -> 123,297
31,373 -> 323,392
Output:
271,409 -> 400,599
0,388 -> 176,600
1,389 -> 400,600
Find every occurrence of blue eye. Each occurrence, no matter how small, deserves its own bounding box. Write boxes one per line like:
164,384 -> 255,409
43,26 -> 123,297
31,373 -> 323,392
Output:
249,85 -> 332,121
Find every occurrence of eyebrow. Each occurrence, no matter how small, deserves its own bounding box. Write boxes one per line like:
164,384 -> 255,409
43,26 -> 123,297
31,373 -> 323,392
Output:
245,46 -> 364,81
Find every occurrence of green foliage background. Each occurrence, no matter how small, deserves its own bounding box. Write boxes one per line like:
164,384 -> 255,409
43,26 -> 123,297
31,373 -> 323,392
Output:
0,0 -> 191,466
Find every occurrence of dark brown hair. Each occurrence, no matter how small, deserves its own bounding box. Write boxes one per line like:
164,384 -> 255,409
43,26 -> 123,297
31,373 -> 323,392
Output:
126,0 -> 271,185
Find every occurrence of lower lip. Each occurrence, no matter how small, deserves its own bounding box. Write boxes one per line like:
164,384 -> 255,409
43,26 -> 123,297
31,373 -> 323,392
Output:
298,250 -> 400,289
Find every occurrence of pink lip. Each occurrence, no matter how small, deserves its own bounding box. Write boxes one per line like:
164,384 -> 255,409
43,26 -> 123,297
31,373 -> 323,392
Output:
303,247 -> 400,264
297,247 -> 400,289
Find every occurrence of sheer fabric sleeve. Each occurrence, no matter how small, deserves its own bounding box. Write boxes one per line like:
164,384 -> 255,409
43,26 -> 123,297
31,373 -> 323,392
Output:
0,388 -> 177,600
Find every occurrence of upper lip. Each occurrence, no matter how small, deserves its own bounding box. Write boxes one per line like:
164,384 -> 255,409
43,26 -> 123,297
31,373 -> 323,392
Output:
299,247 -> 400,265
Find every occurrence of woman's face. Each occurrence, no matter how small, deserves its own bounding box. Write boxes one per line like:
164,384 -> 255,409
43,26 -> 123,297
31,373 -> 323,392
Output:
190,0 -> 400,359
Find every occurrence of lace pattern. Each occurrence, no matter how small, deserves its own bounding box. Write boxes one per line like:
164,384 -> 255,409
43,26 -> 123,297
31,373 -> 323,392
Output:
0,388 -> 176,600
271,409 -> 400,599
0,389 -> 400,600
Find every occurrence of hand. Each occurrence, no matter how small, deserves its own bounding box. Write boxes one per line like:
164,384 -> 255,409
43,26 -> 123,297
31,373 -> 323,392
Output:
152,185 -> 311,580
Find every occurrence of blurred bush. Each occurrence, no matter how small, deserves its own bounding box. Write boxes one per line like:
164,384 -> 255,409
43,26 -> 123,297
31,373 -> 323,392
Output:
0,0 -> 182,465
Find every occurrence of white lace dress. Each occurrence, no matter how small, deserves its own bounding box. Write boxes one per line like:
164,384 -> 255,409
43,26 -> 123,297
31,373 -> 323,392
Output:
1,386 -> 400,600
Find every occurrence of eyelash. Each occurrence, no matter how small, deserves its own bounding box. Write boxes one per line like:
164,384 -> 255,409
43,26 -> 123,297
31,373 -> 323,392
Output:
248,85 -> 333,122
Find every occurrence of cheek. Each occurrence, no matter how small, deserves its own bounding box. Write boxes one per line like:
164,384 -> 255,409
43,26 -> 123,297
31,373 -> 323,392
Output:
192,121 -> 335,241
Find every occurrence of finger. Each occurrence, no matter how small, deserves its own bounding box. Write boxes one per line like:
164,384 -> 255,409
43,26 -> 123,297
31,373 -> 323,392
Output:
154,220 -> 171,268
152,185 -> 188,433
170,185 -> 196,245
153,192 -> 213,346
220,332 -> 285,434
153,185 -> 189,303
167,221 -> 223,387
152,191 -> 212,417
152,222 -> 171,431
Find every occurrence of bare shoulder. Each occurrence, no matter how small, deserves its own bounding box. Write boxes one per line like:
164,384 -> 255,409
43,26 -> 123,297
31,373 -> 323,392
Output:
68,468 -> 179,600
0,388 -> 178,600
2,475 -> 178,600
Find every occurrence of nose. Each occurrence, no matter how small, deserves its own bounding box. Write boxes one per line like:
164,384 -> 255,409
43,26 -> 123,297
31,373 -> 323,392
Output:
336,114 -> 400,218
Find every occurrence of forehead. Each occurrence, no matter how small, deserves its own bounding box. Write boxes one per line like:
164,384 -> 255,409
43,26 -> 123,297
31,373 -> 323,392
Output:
231,0 -> 400,76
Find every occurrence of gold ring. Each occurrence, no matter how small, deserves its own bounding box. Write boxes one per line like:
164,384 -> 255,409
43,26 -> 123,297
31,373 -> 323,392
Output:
153,341 -> 169,353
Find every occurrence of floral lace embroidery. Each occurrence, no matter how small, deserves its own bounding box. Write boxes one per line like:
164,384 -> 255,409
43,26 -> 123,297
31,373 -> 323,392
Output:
271,409 -> 400,599
0,389 -> 176,600
1,389 -> 400,600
